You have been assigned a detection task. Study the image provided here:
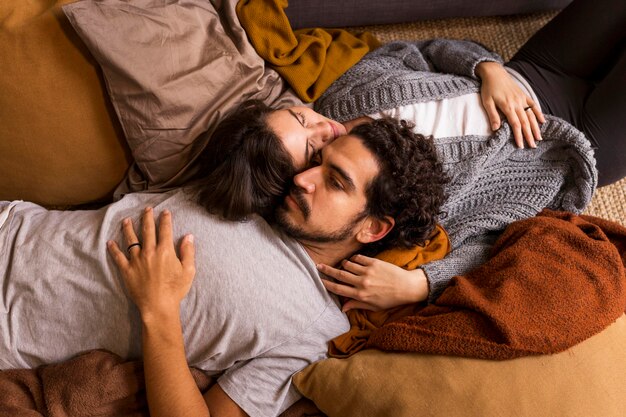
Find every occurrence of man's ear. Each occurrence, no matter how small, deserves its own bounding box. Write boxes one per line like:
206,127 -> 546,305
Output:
356,215 -> 395,244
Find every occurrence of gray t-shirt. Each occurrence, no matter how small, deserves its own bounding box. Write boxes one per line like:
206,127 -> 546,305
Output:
0,190 -> 349,417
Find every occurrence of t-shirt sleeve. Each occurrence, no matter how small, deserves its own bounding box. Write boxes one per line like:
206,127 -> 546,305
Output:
217,301 -> 348,417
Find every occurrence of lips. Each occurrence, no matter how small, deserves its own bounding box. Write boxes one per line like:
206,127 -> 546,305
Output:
330,122 -> 339,139
286,194 -> 298,209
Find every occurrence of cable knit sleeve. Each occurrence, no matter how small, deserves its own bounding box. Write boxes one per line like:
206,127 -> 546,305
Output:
420,117 -> 596,303
417,38 -> 503,79
421,234 -> 496,302
316,39 -> 499,122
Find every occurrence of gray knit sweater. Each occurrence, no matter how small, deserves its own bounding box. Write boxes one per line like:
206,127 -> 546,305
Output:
316,40 -> 598,302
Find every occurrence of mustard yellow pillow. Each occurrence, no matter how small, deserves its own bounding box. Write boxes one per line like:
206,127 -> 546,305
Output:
294,314 -> 626,417
0,0 -> 130,206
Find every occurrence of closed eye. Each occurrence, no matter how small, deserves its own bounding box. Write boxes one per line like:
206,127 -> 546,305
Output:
329,176 -> 344,190
296,111 -> 307,127
308,150 -> 322,167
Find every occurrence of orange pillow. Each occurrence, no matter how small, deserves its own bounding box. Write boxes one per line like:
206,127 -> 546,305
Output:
294,314 -> 626,417
0,0 -> 130,206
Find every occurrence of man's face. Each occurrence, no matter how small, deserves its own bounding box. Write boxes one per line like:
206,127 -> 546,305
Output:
274,134 -> 380,244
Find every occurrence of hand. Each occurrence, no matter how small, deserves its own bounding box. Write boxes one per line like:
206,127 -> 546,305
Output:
476,61 -> 546,149
318,254 -> 429,312
107,207 -> 196,320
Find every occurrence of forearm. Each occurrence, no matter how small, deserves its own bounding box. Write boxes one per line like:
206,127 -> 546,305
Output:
142,311 -> 210,417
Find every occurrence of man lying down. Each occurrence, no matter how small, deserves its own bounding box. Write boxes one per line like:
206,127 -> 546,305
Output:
0,119 -> 447,417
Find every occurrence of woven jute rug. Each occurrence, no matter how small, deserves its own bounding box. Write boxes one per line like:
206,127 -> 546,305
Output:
349,12 -> 626,226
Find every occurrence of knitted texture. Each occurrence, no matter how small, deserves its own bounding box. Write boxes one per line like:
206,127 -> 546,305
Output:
317,40 -> 597,302
315,39 -> 502,121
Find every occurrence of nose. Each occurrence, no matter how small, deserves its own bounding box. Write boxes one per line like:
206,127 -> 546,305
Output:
293,166 -> 320,194
309,121 -> 334,147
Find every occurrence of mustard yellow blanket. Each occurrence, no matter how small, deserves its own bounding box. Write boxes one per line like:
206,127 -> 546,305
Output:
236,0 -> 380,102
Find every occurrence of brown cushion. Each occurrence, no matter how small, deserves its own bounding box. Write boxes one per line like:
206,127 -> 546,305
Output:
294,314 -> 626,417
0,0 -> 130,206
62,0 -> 300,192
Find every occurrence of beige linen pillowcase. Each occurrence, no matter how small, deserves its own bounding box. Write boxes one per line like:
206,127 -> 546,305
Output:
294,314 -> 626,417
62,0 -> 301,193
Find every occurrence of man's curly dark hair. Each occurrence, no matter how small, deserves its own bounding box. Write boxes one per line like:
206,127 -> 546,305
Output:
351,117 -> 449,255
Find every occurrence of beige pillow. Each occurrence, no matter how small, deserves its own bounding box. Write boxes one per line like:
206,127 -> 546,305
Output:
0,0 -> 130,206
62,0 -> 301,192
294,314 -> 626,417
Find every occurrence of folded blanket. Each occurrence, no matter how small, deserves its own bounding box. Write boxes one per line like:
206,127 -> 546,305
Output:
367,210 -> 626,359
329,225 -> 450,357
236,0 -> 380,102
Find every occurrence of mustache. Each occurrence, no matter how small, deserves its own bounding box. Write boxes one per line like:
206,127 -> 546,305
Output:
290,187 -> 311,219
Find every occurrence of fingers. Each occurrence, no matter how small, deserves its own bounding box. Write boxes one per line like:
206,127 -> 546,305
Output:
107,240 -> 129,270
157,209 -> 174,249
349,254 -> 375,266
342,299 -> 378,313
317,264 -> 360,286
122,217 -> 141,256
527,108 -> 543,144
508,101 -> 546,149
341,259 -> 367,275
321,278 -> 358,299
532,104 -> 546,124
484,99 -> 501,131
141,207 -> 156,249
515,107 -> 536,149
179,234 -> 196,278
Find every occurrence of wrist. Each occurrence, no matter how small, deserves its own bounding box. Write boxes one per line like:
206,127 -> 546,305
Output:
140,306 -> 182,328
475,61 -> 504,79
407,269 -> 429,303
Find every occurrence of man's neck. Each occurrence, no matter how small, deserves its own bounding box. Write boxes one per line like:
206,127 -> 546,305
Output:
300,240 -> 361,267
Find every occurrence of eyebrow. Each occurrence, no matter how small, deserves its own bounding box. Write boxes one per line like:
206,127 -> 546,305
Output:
287,109 -> 311,163
326,156 -> 356,192
287,109 -> 304,126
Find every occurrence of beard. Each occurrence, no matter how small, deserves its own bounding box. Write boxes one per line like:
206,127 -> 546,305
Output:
274,192 -> 367,244
275,210 -> 360,243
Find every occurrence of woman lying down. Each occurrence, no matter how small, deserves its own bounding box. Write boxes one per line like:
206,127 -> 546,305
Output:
199,0 -> 622,310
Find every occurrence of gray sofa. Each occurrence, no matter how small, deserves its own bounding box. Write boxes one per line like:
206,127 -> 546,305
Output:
285,0 -> 572,28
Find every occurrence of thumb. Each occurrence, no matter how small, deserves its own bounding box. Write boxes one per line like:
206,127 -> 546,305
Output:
342,300 -> 378,313
180,234 -> 196,278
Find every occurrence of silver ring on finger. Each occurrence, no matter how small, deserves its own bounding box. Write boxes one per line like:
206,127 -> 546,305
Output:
524,106 -> 532,111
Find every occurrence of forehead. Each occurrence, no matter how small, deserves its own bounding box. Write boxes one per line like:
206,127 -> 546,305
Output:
324,135 -> 380,191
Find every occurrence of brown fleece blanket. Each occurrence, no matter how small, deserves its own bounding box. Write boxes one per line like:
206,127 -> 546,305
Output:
0,350 -> 319,417
367,209 -> 626,359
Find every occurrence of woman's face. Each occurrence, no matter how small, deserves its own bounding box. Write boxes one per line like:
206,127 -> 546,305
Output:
265,106 -> 348,170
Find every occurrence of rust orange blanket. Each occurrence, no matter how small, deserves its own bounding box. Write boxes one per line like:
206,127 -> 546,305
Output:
367,210 -> 626,359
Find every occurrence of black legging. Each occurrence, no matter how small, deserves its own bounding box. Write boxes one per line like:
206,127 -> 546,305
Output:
506,0 -> 626,187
